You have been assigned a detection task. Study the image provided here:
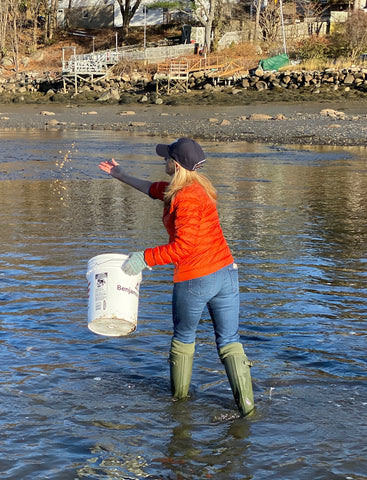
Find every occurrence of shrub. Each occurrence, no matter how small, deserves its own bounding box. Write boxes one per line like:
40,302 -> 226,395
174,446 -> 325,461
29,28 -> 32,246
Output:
296,35 -> 330,61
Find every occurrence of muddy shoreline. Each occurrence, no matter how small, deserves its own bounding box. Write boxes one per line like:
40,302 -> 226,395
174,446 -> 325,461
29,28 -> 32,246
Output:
0,97 -> 366,147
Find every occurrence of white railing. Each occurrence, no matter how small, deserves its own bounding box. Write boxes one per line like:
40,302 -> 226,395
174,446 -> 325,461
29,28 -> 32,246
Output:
63,60 -> 108,74
62,44 -> 196,75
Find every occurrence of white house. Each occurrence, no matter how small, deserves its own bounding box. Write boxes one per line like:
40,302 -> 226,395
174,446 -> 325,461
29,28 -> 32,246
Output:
57,0 -> 163,29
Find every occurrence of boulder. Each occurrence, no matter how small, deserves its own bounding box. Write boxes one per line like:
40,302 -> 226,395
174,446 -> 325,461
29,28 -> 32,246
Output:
249,113 -> 273,121
274,113 -> 286,120
343,73 -> 355,85
320,108 -> 346,119
129,121 -> 147,127
97,89 -> 120,102
255,80 -> 267,91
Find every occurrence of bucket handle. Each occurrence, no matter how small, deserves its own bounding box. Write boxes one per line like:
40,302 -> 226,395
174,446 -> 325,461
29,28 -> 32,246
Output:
86,256 -> 129,277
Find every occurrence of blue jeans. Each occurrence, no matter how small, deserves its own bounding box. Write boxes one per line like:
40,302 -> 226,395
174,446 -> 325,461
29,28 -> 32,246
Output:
172,263 -> 240,350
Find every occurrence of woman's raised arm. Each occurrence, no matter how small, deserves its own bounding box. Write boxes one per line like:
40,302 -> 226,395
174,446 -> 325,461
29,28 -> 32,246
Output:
99,159 -> 153,196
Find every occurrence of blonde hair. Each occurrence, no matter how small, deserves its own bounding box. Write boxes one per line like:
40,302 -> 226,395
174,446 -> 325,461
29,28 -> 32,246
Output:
164,165 -> 217,204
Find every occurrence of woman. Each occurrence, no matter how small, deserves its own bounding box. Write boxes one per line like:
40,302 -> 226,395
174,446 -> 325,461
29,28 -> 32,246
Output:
99,137 -> 254,416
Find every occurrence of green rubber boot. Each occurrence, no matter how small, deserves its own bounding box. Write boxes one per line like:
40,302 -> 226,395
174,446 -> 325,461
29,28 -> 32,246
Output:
169,339 -> 195,399
219,342 -> 254,416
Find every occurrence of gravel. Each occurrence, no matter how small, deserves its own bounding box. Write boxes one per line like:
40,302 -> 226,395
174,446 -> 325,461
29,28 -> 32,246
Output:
0,100 -> 366,146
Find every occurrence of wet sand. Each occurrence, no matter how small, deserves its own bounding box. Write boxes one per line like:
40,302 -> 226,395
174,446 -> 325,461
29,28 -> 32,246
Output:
0,100 -> 366,146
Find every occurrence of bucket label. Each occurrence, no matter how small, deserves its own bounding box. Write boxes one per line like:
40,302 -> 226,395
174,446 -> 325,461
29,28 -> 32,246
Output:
95,272 -> 108,311
117,283 -> 139,298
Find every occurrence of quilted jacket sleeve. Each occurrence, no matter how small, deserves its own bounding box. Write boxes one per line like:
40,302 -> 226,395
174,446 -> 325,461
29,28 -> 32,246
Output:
149,181 -> 169,200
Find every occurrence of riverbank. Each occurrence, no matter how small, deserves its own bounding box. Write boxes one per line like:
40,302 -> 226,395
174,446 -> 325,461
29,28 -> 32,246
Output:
0,97 -> 367,146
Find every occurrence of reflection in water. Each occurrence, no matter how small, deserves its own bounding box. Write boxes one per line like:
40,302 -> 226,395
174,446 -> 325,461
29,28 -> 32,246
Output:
0,131 -> 366,479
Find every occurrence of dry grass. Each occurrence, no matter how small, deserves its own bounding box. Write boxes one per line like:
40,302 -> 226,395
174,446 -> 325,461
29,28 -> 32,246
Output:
4,26 -> 182,76
279,57 -> 365,72
217,42 -> 260,59
3,31 -> 92,77
112,59 -> 158,77
4,27 -> 362,79
215,42 -> 261,71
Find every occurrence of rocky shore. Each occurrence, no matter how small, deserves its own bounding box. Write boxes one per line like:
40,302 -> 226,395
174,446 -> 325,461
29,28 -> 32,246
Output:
1,98 -> 366,147
2,63 -> 367,100
0,61 -> 367,147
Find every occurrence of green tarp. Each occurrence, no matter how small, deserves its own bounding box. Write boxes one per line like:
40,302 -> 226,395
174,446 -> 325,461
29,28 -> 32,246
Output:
259,53 -> 289,71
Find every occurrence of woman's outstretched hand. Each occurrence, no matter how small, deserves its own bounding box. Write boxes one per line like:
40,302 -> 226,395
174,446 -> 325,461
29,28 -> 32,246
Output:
98,158 -> 152,195
98,158 -> 122,179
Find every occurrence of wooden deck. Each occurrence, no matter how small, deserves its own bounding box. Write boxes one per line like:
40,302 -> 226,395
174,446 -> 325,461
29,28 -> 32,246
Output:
61,44 -> 256,93
155,55 -> 256,91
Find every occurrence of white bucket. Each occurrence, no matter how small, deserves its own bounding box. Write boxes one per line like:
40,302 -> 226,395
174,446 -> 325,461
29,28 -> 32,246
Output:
86,253 -> 142,337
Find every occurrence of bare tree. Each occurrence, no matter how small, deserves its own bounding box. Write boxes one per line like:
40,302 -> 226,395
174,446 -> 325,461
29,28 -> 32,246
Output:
344,10 -> 367,59
27,0 -> 45,52
115,0 -> 142,39
0,0 -> 10,57
211,0 -> 225,50
44,0 -> 58,41
296,0 -> 329,35
8,0 -> 20,70
192,0 -> 217,52
260,0 -> 280,43
254,0 -> 262,42
64,0 -> 73,30
149,0 -> 222,52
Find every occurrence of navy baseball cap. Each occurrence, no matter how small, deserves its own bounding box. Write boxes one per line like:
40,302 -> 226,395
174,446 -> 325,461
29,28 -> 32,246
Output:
156,138 -> 206,171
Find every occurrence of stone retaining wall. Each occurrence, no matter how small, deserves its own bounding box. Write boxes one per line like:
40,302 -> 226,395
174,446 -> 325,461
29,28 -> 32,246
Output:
0,65 -> 366,102
196,66 -> 367,93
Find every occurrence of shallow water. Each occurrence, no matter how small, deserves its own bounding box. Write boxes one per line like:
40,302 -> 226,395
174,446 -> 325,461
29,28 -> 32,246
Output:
0,130 -> 366,480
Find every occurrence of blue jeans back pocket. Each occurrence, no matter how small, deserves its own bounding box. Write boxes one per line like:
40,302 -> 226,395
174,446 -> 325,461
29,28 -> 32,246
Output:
188,273 -> 217,298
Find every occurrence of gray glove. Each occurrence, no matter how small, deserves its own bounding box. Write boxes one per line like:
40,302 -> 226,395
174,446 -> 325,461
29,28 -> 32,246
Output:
122,251 -> 148,276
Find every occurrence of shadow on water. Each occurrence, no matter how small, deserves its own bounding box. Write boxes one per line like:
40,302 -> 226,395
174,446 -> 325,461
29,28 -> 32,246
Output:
0,130 -> 366,479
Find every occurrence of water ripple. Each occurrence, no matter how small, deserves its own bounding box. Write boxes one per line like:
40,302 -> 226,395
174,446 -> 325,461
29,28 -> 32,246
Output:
0,132 -> 366,480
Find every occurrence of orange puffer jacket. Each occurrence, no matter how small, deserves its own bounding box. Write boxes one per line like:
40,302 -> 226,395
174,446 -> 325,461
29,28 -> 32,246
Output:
144,181 -> 233,283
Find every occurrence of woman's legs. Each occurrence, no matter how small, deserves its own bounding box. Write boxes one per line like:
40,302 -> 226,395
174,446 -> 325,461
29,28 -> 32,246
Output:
207,264 -> 254,415
170,264 -> 254,413
170,264 -> 238,399
169,277 -> 209,398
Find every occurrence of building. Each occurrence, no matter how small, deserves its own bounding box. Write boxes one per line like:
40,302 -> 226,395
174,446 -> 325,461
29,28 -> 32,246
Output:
57,0 -> 163,29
